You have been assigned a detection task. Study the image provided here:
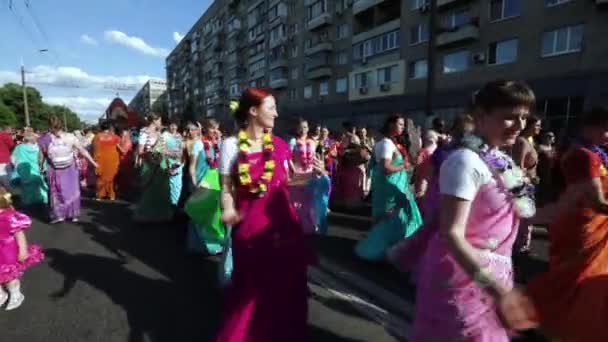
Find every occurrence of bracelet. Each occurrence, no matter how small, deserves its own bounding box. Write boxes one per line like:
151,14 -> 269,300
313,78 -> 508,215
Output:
473,268 -> 492,288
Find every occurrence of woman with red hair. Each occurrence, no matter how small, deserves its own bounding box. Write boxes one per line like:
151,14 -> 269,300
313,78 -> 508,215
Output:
215,88 -> 315,342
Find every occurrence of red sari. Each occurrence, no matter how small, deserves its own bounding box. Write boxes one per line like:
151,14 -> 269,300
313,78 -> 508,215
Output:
117,132 -> 133,193
526,146 -> 608,341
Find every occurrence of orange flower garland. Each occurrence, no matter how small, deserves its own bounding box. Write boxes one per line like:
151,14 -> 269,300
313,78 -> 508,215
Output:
237,129 -> 274,195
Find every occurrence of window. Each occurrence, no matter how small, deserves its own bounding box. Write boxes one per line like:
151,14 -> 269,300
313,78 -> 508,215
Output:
320,81 -> 329,96
337,24 -> 350,39
410,24 -> 429,45
289,88 -> 297,100
353,30 -> 400,59
270,24 -> 286,42
229,84 -> 240,97
304,85 -> 312,99
354,71 -> 374,88
291,67 -> 299,80
411,0 -> 427,10
308,0 -> 327,21
542,25 -> 583,56
291,45 -> 298,57
490,0 -> 520,22
545,0 -> 573,6
337,52 -> 348,65
442,50 -> 469,73
444,9 -> 471,29
270,69 -> 286,81
249,59 -> 266,73
408,59 -> 427,79
488,38 -> 518,65
377,65 -> 399,84
337,0 -> 349,11
336,78 -> 347,93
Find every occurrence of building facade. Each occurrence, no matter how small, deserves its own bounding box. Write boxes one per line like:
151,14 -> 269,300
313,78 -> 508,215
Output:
166,0 -> 608,133
128,79 -> 168,122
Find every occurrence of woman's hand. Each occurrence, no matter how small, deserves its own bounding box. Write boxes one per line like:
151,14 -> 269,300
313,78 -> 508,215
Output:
221,208 -> 241,226
312,157 -> 327,176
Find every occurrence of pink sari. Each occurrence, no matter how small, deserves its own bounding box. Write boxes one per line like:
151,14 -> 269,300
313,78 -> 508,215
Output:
288,139 -> 316,234
214,137 -> 314,342
412,177 -> 519,341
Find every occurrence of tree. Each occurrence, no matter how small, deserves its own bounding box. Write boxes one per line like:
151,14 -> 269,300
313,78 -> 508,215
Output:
0,101 -> 17,128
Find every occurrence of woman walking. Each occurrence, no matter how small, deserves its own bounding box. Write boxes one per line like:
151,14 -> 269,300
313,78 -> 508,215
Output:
288,118 -> 317,234
355,114 -> 423,261
133,114 -> 173,223
412,80 -> 536,341
93,121 -> 122,201
214,88 -> 314,342
163,122 -> 184,206
10,133 -> 48,206
38,115 -> 97,224
116,126 -> 133,195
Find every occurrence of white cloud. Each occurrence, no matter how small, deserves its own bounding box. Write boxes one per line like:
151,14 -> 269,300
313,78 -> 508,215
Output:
173,32 -> 184,44
80,34 -> 98,46
104,30 -> 169,58
0,65 -> 157,122
45,96 -> 112,122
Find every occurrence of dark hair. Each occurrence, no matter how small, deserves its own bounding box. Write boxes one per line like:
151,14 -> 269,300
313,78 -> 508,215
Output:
48,115 -> 63,131
146,113 -> 161,125
581,106 -> 608,128
233,87 -> 273,127
100,121 -> 111,131
450,113 -> 475,142
432,117 -> 446,133
296,117 -> 308,136
524,115 -> 541,131
473,80 -> 536,114
381,114 -> 404,136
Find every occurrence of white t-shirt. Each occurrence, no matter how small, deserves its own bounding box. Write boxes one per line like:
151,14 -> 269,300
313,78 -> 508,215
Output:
439,148 -> 493,201
373,138 -> 397,163
219,137 -> 238,176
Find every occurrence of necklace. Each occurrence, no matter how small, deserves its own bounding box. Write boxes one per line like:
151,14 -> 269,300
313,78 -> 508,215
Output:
203,138 -> 220,169
237,129 -> 275,195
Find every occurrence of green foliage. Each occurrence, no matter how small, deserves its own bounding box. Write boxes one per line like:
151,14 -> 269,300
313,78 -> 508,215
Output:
0,101 -> 17,128
0,83 -> 84,131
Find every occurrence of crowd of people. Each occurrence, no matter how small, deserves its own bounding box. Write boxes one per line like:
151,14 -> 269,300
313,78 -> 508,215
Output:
1,79 -> 608,341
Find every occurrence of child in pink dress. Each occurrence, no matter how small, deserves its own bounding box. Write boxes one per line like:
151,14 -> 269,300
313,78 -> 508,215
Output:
0,188 -> 44,310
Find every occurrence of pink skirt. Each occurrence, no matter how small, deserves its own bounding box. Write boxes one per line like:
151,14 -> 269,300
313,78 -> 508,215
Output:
0,237 -> 44,283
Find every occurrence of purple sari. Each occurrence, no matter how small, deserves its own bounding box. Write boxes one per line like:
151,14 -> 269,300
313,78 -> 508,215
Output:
38,133 -> 80,221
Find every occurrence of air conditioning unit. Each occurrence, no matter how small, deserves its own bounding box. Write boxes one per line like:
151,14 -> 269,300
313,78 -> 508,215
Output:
380,83 -> 391,92
359,87 -> 368,95
472,52 -> 486,64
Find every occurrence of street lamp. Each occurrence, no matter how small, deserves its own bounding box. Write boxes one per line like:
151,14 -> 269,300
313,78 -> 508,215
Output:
21,49 -> 49,127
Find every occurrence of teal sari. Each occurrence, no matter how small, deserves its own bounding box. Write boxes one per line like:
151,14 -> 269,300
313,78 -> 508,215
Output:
355,149 -> 423,261
163,132 -> 184,206
133,140 -> 174,223
10,143 -> 48,206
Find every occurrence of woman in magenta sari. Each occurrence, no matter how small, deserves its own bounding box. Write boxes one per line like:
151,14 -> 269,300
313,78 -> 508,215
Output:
412,80 -> 536,341
215,88 -> 315,342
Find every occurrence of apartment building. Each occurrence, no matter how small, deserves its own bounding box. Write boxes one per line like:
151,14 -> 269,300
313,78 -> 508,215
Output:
128,79 -> 168,121
166,0 -> 608,132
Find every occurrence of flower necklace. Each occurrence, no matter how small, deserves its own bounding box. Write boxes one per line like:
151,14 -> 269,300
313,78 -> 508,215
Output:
296,138 -> 313,171
237,129 -> 275,195
461,134 -> 536,218
203,138 -> 220,169
391,136 -> 409,165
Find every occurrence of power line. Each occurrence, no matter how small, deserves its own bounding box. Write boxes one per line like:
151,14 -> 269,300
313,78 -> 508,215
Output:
21,0 -> 61,66
8,0 -> 45,51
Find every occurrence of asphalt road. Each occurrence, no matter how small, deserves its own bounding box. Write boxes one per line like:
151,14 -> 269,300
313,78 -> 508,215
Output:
0,199 -> 551,342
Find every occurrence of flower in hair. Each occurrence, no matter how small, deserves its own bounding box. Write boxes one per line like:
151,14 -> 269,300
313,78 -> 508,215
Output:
229,100 -> 240,114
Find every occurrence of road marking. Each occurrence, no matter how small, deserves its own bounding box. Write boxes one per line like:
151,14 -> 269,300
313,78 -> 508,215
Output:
308,266 -> 410,341
317,256 -> 415,320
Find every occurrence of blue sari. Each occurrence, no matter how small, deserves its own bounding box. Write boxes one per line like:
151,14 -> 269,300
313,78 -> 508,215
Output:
10,143 -> 48,206
355,147 -> 423,261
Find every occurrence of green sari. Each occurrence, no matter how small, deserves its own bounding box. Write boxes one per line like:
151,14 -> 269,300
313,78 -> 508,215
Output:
355,149 -> 423,261
133,152 -> 174,223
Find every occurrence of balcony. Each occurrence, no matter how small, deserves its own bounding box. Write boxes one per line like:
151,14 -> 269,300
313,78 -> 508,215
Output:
307,12 -> 332,31
353,18 -> 400,44
269,35 -> 287,49
353,0 -> 385,15
270,77 -> 288,89
437,0 -> 472,9
307,67 -> 332,80
305,42 -> 333,56
436,23 -> 480,47
269,57 -> 288,70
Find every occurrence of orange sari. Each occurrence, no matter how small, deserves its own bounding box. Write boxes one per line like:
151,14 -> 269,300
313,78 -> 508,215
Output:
526,146 -> 608,342
93,132 -> 120,200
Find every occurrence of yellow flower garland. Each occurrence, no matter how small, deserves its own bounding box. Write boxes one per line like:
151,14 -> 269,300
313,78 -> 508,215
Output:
237,129 -> 275,195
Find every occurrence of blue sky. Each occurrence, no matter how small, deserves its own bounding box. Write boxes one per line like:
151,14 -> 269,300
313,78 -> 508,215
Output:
0,0 -> 212,122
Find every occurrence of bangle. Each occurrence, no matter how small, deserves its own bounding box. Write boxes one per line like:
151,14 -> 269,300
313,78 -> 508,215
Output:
473,268 -> 492,288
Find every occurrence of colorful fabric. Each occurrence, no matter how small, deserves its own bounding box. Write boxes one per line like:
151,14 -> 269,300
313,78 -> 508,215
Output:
355,146 -> 423,261
0,209 -> 44,283
133,156 -> 173,223
526,146 -> 608,341
117,132 -> 134,193
93,133 -> 120,200
10,143 -> 48,206
39,133 -> 80,221
214,136 -> 314,342
164,133 -> 183,206
412,148 -> 518,341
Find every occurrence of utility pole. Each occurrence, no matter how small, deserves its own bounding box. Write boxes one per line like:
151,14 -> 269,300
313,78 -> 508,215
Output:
425,0 -> 438,117
21,64 -> 30,127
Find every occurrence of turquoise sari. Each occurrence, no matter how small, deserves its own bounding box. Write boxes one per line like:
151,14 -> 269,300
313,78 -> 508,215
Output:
10,143 -> 48,206
163,132 -> 183,206
355,149 -> 423,261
